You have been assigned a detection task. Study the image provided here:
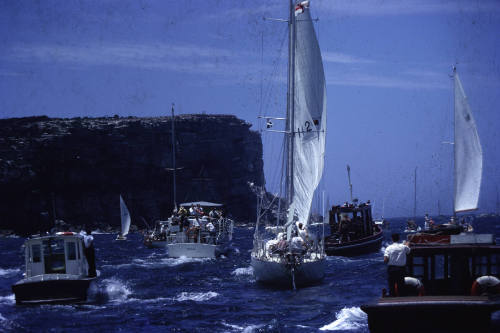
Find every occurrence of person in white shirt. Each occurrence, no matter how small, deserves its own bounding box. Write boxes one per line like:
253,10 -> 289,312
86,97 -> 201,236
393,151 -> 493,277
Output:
384,233 -> 410,296
80,227 -> 96,277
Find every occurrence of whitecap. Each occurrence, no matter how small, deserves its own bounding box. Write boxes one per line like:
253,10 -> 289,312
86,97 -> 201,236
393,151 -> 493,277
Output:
0,268 -> 21,277
87,278 -> 132,303
173,291 -> 218,302
0,294 -> 15,305
231,266 -> 254,276
0,313 -> 6,321
242,324 -> 266,333
320,307 -> 368,331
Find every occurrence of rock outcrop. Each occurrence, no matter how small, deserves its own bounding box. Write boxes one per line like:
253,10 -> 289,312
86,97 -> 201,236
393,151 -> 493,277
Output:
0,115 -> 264,235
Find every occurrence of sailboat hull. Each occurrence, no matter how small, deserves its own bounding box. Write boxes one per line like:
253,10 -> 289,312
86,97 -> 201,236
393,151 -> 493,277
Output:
251,256 -> 325,288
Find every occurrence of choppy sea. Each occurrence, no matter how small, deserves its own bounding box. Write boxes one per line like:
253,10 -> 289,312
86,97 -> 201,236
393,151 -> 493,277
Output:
1,217 -> 499,332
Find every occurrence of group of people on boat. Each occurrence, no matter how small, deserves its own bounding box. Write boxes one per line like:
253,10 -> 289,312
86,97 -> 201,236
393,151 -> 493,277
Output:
266,222 -> 311,256
145,204 -> 225,244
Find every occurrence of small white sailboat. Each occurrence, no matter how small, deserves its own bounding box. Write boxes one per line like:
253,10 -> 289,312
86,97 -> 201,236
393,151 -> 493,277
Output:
116,195 -> 131,240
409,67 -> 483,239
251,0 -> 327,289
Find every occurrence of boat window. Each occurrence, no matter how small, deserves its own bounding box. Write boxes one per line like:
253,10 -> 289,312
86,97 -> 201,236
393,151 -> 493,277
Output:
66,241 -> 77,260
31,244 -> 41,263
473,255 -> 499,276
434,255 -> 447,279
43,238 -> 66,274
412,256 -> 425,279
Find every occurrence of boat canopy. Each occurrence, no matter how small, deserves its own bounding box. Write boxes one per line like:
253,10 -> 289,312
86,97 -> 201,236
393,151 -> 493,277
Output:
24,234 -> 89,278
180,201 -> 223,207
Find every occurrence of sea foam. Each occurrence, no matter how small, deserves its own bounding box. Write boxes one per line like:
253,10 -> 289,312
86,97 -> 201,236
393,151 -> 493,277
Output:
320,307 -> 368,331
0,294 -> 15,305
0,268 -> 21,277
173,291 -> 218,302
231,266 -> 254,276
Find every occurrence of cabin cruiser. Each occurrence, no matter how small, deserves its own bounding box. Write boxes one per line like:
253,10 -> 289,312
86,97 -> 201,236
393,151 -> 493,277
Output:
144,201 -> 233,258
324,201 -> 383,256
12,232 -> 97,304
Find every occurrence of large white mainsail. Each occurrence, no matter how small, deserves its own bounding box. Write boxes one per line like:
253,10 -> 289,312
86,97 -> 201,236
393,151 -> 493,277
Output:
119,195 -> 131,237
454,71 -> 482,213
287,1 -> 327,227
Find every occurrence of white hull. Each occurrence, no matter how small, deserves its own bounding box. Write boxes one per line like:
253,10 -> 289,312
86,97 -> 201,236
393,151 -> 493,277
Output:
251,256 -> 325,288
167,243 -> 216,258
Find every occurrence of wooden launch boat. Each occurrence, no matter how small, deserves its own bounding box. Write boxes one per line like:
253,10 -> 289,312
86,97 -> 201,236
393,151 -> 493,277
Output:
361,237 -> 500,332
325,202 -> 383,256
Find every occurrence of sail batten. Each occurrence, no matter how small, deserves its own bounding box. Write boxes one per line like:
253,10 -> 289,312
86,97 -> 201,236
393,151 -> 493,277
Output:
287,3 -> 327,226
454,72 -> 482,213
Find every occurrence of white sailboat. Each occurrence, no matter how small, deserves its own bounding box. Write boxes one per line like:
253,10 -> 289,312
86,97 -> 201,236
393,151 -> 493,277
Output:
251,0 -> 326,289
453,67 -> 482,215
117,195 -> 131,240
412,67 -> 483,238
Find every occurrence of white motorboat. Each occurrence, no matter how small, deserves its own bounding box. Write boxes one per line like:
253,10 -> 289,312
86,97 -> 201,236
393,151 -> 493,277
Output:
12,232 -> 97,304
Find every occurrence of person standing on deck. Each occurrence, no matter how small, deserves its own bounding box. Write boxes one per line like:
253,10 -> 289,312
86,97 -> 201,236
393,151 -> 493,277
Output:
81,226 -> 97,277
384,233 -> 410,296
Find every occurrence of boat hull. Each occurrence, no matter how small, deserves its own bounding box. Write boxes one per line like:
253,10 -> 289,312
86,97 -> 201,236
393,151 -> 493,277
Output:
144,240 -> 168,248
325,228 -> 383,256
167,243 -> 216,258
12,275 -> 95,304
361,296 -> 500,333
251,256 -> 325,288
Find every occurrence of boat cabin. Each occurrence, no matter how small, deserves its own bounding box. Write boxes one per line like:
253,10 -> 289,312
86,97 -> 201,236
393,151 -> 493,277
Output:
407,237 -> 500,296
329,202 -> 376,241
24,233 -> 90,278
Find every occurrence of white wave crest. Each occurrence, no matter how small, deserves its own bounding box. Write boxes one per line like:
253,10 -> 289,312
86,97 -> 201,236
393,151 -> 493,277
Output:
0,294 -> 15,305
0,313 -> 6,321
231,266 -> 254,276
173,291 -> 219,302
88,278 -> 132,303
221,321 -> 265,332
320,307 -> 367,331
0,268 -> 21,277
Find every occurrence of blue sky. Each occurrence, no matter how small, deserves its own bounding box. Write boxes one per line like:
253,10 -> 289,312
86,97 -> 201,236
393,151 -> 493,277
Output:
1,0 -> 499,218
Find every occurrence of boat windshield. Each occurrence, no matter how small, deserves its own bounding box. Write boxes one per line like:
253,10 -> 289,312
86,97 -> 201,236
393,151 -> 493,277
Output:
42,238 -> 66,274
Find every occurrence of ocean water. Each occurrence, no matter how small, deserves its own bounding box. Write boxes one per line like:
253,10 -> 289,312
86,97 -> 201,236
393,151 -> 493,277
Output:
1,217 -> 499,332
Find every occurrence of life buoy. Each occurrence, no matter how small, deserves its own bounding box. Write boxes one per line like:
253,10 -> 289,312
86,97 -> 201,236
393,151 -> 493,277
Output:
471,276 -> 500,296
397,277 -> 425,296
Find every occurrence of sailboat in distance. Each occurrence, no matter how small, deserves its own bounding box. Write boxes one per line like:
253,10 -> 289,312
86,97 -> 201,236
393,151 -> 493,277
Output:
117,195 -> 131,240
251,0 -> 326,289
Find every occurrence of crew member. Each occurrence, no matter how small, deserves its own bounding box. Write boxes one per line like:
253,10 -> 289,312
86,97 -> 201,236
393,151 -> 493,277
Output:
81,226 -> 97,277
384,233 -> 410,296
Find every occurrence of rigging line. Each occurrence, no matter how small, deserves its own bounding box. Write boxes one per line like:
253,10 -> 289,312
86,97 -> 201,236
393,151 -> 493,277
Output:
261,26 -> 288,120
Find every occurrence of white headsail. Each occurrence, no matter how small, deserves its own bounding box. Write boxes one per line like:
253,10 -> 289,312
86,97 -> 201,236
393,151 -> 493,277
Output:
120,195 -> 131,237
288,1 -> 327,226
454,72 -> 482,212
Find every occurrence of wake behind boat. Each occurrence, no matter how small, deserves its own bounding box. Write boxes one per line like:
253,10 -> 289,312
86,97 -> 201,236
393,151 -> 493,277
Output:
12,232 -> 97,304
251,0 -> 327,289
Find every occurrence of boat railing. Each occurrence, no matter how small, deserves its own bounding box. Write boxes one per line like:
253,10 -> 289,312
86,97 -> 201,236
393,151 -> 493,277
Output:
252,236 -> 324,261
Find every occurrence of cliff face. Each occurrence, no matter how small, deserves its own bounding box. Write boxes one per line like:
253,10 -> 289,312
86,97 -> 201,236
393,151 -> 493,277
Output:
0,115 -> 264,234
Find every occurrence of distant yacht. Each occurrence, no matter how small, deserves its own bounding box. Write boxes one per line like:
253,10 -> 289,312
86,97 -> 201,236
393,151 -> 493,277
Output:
116,195 -> 131,240
251,0 -> 327,289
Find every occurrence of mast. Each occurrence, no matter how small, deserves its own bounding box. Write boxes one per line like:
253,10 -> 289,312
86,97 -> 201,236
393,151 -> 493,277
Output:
414,166 -> 417,219
285,0 -> 296,209
452,66 -> 457,216
347,164 -> 353,202
171,103 -> 177,210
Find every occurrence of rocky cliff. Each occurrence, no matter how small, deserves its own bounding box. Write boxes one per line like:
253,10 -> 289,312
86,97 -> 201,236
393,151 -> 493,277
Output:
0,115 -> 264,235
